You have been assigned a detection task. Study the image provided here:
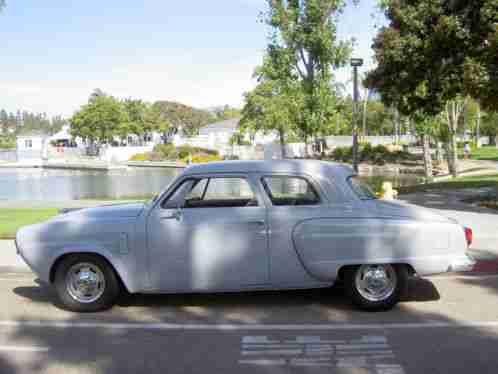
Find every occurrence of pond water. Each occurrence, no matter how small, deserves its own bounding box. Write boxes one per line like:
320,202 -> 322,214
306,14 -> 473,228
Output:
0,167 -> 424,201
0,168 -> 181,201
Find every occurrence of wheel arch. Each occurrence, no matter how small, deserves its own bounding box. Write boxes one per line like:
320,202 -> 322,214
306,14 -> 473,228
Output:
337,263 -> 415,281
49,252 -> 130,293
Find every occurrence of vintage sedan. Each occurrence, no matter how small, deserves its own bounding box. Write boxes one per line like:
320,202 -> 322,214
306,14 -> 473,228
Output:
16,160 -> 475,312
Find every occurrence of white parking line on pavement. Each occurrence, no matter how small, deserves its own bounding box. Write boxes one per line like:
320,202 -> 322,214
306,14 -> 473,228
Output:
1,320 -> 498,331
0,346 -> 50,352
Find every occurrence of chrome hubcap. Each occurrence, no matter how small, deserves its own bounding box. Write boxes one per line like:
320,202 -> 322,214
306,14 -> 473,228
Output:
66,263 -> 106,303
355,264 -> 397,302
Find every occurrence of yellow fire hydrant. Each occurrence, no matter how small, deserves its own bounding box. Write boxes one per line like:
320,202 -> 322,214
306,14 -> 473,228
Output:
380,182 -> 398,200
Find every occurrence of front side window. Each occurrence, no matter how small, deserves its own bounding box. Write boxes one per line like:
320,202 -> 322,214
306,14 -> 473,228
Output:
262,176 -> 320,206
164,177 -> 257,209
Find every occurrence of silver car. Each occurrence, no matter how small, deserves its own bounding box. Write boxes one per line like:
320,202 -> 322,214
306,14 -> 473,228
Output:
16,160 -> 475,312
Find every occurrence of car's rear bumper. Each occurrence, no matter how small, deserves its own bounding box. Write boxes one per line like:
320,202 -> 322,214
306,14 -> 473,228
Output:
447,253 -> 476,273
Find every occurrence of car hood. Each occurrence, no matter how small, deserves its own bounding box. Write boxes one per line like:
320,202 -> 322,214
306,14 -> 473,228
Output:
57,203 -> 146,220
367,199 -> 455,223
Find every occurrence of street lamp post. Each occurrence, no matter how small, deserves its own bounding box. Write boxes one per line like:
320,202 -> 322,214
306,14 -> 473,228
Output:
350,58 -> 363,174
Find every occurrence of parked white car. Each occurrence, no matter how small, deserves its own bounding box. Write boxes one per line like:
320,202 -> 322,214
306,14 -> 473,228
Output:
16,160 -> 475,312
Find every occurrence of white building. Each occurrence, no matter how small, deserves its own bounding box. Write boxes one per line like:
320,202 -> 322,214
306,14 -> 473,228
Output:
16,131 -> 49,163
197,118 -> 279,147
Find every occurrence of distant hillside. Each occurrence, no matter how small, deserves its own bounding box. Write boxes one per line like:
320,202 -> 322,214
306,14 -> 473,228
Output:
152,101 -> 216,136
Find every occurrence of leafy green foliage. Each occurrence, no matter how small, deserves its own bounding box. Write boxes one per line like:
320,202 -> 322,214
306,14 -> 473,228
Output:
130,145 -> 219,162
70,95 -> 126,143
240,78 -> 297,148
369,0 -> 498,113
0,137 -> 15,149
187,154 -> 223,163
213,105 -> 242,121
152,101 -> 215,137
0,109 -> 65,136
330,144 -> 415,165
255,0 -> 352,142
128,153 -> 150,161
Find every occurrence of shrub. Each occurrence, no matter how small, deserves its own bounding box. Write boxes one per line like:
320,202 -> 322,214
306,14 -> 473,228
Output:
153,143 -> 178,160
188,154 -> 223,163
177,145 -> 219,159
129,152 -> 151,161
330,146 -> 352,162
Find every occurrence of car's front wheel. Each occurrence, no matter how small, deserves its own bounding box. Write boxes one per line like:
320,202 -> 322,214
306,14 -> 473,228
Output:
344,264 -> 408,311
53,254 -> 120,312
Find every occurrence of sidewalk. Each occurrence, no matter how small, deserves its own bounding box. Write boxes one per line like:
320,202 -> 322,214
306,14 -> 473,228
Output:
0,240 -> 29,272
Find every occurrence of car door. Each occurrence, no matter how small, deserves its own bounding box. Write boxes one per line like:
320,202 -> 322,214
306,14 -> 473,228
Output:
259,174 -> 331,287
146,174 -> 269,292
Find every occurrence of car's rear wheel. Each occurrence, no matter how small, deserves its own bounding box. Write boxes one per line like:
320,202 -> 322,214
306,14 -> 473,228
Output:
53,254 -> 120,312
344,264 -> 408,311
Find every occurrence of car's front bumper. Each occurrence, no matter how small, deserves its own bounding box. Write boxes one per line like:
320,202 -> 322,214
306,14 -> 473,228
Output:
447,253 -> 476,272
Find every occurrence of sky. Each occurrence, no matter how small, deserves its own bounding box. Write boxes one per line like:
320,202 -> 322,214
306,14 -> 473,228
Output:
0,0 -> 385,118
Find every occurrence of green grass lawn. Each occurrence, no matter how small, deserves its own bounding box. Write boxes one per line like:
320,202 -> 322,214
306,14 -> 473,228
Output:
79,194 -> 154,202
459,145 -> 498,161
0,208 -> 59,240
399,173 -> 498,193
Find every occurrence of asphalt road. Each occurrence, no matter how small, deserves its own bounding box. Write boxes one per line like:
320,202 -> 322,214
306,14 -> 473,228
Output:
0,271 -> 497,373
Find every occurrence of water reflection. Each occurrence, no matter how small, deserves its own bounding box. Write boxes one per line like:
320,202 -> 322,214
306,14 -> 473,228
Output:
0,167 -> 423,201
0,168 -> 181,201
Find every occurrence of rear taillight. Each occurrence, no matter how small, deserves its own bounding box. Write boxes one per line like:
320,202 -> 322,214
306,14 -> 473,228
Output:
464,227 -> 473,247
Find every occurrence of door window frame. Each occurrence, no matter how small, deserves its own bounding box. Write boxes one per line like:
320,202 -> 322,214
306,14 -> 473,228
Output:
260,174 -> 324,207
159,174 -> 263,210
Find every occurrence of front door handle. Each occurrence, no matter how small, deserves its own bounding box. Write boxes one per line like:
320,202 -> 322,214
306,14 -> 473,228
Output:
161,210 -> 182,220
248,220 -> 266,226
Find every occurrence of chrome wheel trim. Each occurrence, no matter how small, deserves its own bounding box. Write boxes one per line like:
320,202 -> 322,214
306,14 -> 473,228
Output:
355,264 -> 397,302
65,262 -> 106,304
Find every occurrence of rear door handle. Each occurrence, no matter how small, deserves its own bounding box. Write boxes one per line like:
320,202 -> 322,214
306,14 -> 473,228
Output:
248,220 -> 265,226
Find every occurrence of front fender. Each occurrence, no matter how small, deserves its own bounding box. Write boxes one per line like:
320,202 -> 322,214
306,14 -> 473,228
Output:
16,218 -> 143,293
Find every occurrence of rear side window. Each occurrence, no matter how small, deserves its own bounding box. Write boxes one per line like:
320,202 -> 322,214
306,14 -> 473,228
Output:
262,176 -> 320,206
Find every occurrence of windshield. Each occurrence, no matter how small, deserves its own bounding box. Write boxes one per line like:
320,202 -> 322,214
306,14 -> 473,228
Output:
347,176 -> 377,200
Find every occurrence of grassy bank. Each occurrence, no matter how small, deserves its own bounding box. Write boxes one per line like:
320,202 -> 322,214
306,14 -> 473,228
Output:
79,195 -> 154,202
399,173 -> 498,193
0,208 -> 59,240
459,145 -> 498,161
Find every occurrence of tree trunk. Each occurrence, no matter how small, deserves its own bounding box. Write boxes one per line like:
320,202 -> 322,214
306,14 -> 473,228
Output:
362,88 -> 369,138
444,142 -> 453,175
445,100 -> 466,178
393,107 -> 400,144
422,134 -> 433,180
278,128 -> 287,159
435,141 -> 443,164
303,135 -> 309,158
476,102 -> 481,148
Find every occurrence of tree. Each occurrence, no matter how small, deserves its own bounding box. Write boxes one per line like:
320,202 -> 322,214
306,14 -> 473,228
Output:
152,101 -> 215,138
121,99 -> 148,144
0,1 -> 5,12
240,78 -> 298,158
367,0 -> 498,177
70,95 -> 126,144
261,0 -> 353,153
481,111 -> 498,146
144,104 -> 170,144
213,105 -> 242,121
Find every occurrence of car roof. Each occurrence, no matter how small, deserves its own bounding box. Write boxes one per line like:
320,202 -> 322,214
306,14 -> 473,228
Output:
183,159 -> 353,179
